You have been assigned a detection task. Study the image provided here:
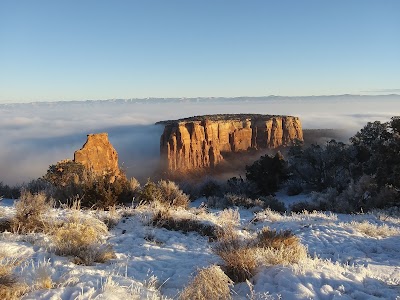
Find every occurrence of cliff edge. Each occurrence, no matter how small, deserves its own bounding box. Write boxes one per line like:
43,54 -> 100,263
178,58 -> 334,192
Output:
159,114 -> 303,172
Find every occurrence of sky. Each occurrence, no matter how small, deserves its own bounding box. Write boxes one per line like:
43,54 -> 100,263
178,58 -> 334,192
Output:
0,0 -> 399,103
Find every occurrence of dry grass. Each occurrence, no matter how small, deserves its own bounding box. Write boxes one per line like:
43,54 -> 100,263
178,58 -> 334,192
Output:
349,220 -> 400,237
214,242 -> 258,282
256,227 -> 299,249
51,213 -> 115,265
180,265 -> 233,300
254,227 -> 307,266
151,208 -> 218,239
218,209 -> 240,227
213,224 -> 256,282
12,191 -> 53,233
0,254 -> 28,300
32,260 -> 54,290
213,226 -> 307,282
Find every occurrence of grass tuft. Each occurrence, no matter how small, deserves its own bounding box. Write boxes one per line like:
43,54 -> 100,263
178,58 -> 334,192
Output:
349,220 -> 400,237
0,254 -> 28,300
180,265 -> 233,300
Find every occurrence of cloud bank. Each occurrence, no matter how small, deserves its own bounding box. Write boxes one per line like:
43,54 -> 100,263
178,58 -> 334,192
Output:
1,95 -> 399,185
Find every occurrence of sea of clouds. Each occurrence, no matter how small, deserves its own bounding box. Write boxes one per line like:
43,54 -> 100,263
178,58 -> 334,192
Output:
1,95 -> 399,185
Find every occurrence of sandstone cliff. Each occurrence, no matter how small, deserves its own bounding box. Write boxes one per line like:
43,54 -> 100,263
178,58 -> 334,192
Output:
74,133 -> 121,179
159,114 -> 303,171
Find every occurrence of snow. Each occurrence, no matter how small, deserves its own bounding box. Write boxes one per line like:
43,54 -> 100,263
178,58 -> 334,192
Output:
1,198 -> 399,299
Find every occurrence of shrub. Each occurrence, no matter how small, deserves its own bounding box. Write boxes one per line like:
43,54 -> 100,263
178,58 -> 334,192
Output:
290,201 -> 321,213
12,191 -> 53,233
291,188 -> 339,213
206,196 -> 231,209
80,174 -> 136,209
213,239 -> 257,282
137,179 -> 190,208
44,160 -> 86,187
259,196 -> 286,212
223,194 -> 264,209
24,178 -> 55,196
0,182 -> 20,199
0,218 -> 12,233
285,179 -> 303,196
40,160 -> 136,209
137,180 -> 163,205
180,265 -> 233,300
197,177 -> 224,198
129,177 -> 140,192
226,176 -> 256,196
208,194 -> 285,211
51,215 -> 115,265
214,227 -> 307,282
157,180 -> 190,208
245,152 -> 288,196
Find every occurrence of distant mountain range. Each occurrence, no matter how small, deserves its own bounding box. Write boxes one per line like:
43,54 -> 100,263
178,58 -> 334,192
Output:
1,94 -> 400,106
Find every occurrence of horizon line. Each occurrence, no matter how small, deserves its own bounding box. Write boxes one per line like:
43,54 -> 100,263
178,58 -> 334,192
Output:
1,93 -> 400,105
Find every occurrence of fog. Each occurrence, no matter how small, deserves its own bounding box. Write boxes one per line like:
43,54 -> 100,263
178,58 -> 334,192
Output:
1,95 -> 399,185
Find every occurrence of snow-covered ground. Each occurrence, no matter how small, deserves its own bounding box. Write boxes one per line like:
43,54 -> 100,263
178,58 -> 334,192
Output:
1,196 -> 399,299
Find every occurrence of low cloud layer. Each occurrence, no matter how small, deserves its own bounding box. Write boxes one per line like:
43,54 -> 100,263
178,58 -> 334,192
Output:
1,95 -> 399,185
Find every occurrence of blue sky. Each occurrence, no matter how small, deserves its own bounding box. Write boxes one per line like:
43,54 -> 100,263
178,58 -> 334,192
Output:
0,0 -> 399,103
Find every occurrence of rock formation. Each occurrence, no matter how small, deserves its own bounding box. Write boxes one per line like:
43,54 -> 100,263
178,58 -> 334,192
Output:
74,133 -> 121,179
159,114 -> 303,172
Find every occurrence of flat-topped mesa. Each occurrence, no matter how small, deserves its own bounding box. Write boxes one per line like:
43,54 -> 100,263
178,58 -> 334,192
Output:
159,114 -> 303,172
74,133 -> 121,179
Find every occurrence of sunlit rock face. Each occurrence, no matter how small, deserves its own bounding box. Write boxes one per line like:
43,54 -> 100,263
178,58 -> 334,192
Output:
159,114 -> 303,172
74,133 -> 121,179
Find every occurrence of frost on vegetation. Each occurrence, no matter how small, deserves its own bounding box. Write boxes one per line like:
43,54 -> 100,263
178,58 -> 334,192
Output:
50,208 -> 115,265
214,226 -> 307,282
12,191 -> 55,233
254,208 -> 337,224
346,220 -> 400,237
0,251 -> 28,300
22,258 -> 55,290
370,207 -> 400,225
179,265 -> 233,300
217,208 -> 240,227
293,255 -> 373,280
137,179 -> 189,209
94,275 -> 168,300
254,208 -> 338,222
254,208 -> 283,222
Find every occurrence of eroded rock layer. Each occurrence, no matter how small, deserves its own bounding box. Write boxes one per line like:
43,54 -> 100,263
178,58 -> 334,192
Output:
159,114 -> 303,171
74,133 -> 121,179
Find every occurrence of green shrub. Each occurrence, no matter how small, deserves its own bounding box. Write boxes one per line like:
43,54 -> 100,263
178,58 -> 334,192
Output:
245,152 -> 288,196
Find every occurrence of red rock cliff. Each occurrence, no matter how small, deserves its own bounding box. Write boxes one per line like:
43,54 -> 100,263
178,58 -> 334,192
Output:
160,114 -> 303,171
74,133 -> 121,178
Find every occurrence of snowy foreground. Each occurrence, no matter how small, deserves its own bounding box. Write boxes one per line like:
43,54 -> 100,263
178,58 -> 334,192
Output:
0,196 -> 399,300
